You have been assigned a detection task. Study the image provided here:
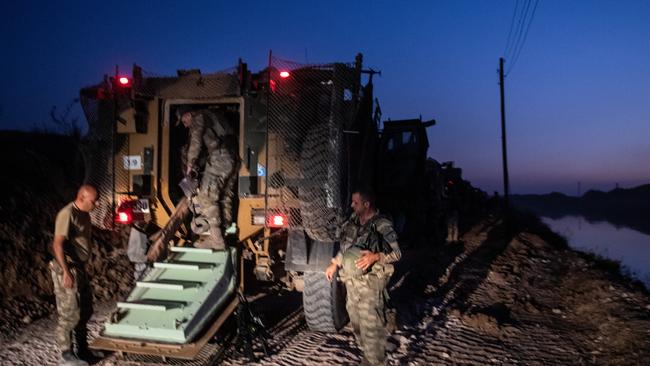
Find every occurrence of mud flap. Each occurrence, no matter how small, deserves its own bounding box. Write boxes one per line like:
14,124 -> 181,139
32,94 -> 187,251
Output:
127,227 -> 148,263
285,229 -> 338,272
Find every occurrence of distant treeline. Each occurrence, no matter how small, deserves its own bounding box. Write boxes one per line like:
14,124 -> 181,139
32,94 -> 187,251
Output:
512,185 -> 650,236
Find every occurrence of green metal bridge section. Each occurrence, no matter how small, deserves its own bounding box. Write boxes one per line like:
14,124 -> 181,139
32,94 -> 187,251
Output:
103,246 -> 238,344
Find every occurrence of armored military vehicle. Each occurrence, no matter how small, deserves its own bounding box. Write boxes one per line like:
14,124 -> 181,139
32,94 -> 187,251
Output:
79,53 -> 441,358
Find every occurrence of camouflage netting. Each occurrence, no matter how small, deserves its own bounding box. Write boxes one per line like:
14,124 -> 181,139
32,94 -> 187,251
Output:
78,94 -> 123,229
78,58 -> 376,243
79,66 -> 239,230
267,56 -> 370,242
136,67 -> 239,99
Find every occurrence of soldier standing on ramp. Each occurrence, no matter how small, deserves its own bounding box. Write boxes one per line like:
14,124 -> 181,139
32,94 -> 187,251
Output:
325,188 -> 401,366
179,107 -> 238,249
50,185 -> 99,366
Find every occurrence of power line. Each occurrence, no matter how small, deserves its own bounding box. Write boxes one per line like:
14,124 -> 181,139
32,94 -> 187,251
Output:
503,0 -> 521,57
504,0 -> 525,59
505,0 -> 532,61
504,0 -> 528,59
506,0 -> 539,76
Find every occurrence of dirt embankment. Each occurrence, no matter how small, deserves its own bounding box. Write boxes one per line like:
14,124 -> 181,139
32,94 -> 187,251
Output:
0,131 -> 133,340
414,214 -> 650,365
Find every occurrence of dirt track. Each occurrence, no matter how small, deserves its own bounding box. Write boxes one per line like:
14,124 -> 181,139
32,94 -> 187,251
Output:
1,215 -> 648,365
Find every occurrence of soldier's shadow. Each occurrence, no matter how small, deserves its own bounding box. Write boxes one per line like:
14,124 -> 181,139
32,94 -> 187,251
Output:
394,218 -> 517,364
388,239 -> 465,328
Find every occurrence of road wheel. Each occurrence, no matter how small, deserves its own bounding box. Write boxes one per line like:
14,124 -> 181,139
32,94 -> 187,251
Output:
302,270 -> 348,332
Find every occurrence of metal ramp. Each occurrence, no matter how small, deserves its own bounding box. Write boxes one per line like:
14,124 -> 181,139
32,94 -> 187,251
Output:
91,246 -> 239,359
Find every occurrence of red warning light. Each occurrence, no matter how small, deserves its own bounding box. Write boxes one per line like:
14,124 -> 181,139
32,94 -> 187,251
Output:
279,71 -> 290,79
116,211 -> 132,224
118,76 -> 131,86
272,215 -> 285,226
268,213 -> 287,227
115,199 -> 146,224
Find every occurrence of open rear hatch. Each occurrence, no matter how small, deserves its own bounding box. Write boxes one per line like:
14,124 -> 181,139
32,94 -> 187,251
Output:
90,246 -> 239,359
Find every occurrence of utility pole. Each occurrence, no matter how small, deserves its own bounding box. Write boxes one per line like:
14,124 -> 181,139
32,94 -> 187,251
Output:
499,57 -> 510,210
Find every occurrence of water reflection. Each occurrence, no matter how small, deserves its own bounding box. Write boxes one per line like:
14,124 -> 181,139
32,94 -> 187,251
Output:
542,215 -> 650,288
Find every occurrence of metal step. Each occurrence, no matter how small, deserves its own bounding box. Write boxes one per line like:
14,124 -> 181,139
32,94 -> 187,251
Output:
170,246 -> 216,254
101,247 -> 238,344
136,279 -> 204,290
117,299 -> 187,312
153,261 -> 216,271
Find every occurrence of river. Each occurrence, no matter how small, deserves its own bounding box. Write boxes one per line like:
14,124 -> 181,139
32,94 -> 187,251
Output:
541,215 -> 650,288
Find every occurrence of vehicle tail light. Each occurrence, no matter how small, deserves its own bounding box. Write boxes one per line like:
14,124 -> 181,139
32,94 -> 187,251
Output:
251,209 -> 288,228
270,214 -> 286,227
115,199 -> 147,225
267,212 -> 288,228
116,211 -> 132,224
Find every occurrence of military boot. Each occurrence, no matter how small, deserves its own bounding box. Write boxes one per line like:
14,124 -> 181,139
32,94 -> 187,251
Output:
358,357 -> 372,366
194,220 -> 225,250
76,347 -> 106,364
194,235 -> 225,250
61,350 -> 89,366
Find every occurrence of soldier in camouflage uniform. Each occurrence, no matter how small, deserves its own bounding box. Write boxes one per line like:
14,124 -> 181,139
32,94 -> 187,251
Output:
326,189 -> 401,366
50,185 -> 98,366
444,180 -> 460,242
179,108 -> 238,249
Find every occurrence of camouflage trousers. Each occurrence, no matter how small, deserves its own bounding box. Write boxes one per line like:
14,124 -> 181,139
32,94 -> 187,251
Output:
50,260 -> 93,353
195,149 -> 239,247
447,210 -> 459,242
345,272 -> 390,365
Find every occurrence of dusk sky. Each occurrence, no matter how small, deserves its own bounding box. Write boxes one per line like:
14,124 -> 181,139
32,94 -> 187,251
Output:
1,0 -> 648,195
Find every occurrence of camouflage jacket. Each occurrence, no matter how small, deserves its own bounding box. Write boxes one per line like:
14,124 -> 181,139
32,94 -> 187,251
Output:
186,109 -> 236,171
334,212 -> 401,270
